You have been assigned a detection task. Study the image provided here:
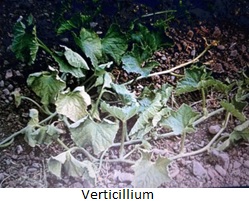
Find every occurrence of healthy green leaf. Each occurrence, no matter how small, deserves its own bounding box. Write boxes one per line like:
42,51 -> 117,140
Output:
56,86 -> 91,122
220,100 -> 246,122
101,101 -> 139,122
111,83 -> 137,104
132,152 -> 171,188
74,28 -> 102,67
11,15 -> 39,65
70,117 -> 119,155
101,24 -> 128,64
61,45 -> 89,70
129,93 -> 162,138
47,149 -> 96,186
160,103 -> 200,135
27,67 -> 66,106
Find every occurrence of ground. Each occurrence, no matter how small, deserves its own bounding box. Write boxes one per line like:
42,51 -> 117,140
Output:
0,0 -> 249,187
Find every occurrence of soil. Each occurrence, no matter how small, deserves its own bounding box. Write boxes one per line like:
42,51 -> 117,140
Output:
0,0 -> 249,188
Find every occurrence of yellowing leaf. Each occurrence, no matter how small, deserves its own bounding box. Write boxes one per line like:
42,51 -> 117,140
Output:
132,152 -> 171,188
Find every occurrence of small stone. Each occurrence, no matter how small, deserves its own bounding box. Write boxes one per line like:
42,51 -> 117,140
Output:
208,124 -> 221,135
14,70 -> 23,77
215,164 -> 226,176
244,160 -> 249,168
0,173 -> 5,181
187,30 -> 194,39
3,88 -> 10,96
233,161 -> 242,169
5,69 -> 13,79
170,167 -> 180,178
230,50 -> 238,57
16,145 -> 24,154
217,45 -> 225,50
28,168 -> 37,173
7,84 -> 14,91
207,167 -> 218,180
60,38 -> 69,43
212,26 -> 221,38
71,182 -> 83,188
0,80 -> 4,87
233,180 -> 240,186
192,161 -> 207,178
161,56 -> 167,61
3,60 -> 9,65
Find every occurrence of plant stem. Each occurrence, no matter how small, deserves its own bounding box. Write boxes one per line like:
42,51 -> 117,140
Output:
201,88 -> 208,116
37,38 -> 53,55
179,131 -> 186,153
119,120 -> 127,159
193,108 -> 224,126
169,112 -> 231,160
141,10 -> 176,18
102,159 -> 135,165
123,44 -> 211,86
56,138 -> 70,150
21,96 -> 51,115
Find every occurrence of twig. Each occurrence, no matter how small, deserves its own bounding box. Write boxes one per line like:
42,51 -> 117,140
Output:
169,112 -> 231,160
123,44 -> 211,86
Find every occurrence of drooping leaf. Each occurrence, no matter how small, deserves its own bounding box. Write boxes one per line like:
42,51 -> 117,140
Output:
73,28 -> 102,67
70,117 -> 119,155
23,109 -> 63,147
56,86 -> 91,122
27,67 -> 66,106
160,103 -> 200,135
11,90 -> 22,107
52,53 -> 86,78
101,24 -> 128,64
230,120 -> 249,142
11,15 -> 39,65
220,100 -> 246,122
61,45 -> 89,70
95,72 -> 113,88
129,93 -> 162,138
47,149 -> 96,186
94,61 -> 113,76
132,152 -> 171,188
111,83 -> 137,104
175,66 -> 212,95
101,101 -> 139,122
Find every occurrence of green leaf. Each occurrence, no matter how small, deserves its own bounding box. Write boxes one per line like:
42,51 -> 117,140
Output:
175,66 -> 212,95
56,86 -> 91,122
57,14 -> 91,35
74,28 -> 102,67
47,149 -> 96,186
69,117 -> 119,155
160,103 -> 200,135
94,61 -> 113,76
27,67 -> 66,106
132,152 -> 171,188
220,100 -> 246,122
11,90 -> 22,107
52,53 -> 86,78
102,24 -> 128,64
101,101 -> 139,122
230,120 -> 249,142
129,93 -> 163,138
95,72 -> 113,88
61,45 -> 89,70
11,15 -> 39,65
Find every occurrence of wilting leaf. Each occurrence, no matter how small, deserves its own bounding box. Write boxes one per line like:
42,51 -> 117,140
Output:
160,103 -> 200,135
132,152 -> 171,188
11,15 -> 39,65
95,72 -> 113,88
220,100 -> 246,122
27,67 -> 66,106
47,149 -> 96,186
11,90 -> 22,107
111,83 -> 137,104
102,24 -> 128,64
101,101 -> 139,122
56,86 -> 91,122
74,28 -> 102,67
230,120 -> 249,142
70,117 -> 119,155
129,93 -> 162,138
61,45 -> 89,70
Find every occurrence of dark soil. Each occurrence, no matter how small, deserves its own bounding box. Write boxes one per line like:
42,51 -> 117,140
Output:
0,0 -> 249,188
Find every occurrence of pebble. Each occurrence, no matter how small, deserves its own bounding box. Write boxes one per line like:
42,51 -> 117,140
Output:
5,69 -> 13,79
16,145 -> 24,154
71,182 -> 83,188
207,167 -> 218,180
3,88 -> 10,96
192,161 -> 207,178
7,84 -> 14,91
0,173 -> 5,181
243,160 -> 249,168
230,50 -> 238,57
0,80 -> 4,87
170,167 -> 180,178
208,124 -> 221,135
233,161 -> 242,169
212,26 -> 221,38
215,164 -> 226,176
217,45 -> 225,50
